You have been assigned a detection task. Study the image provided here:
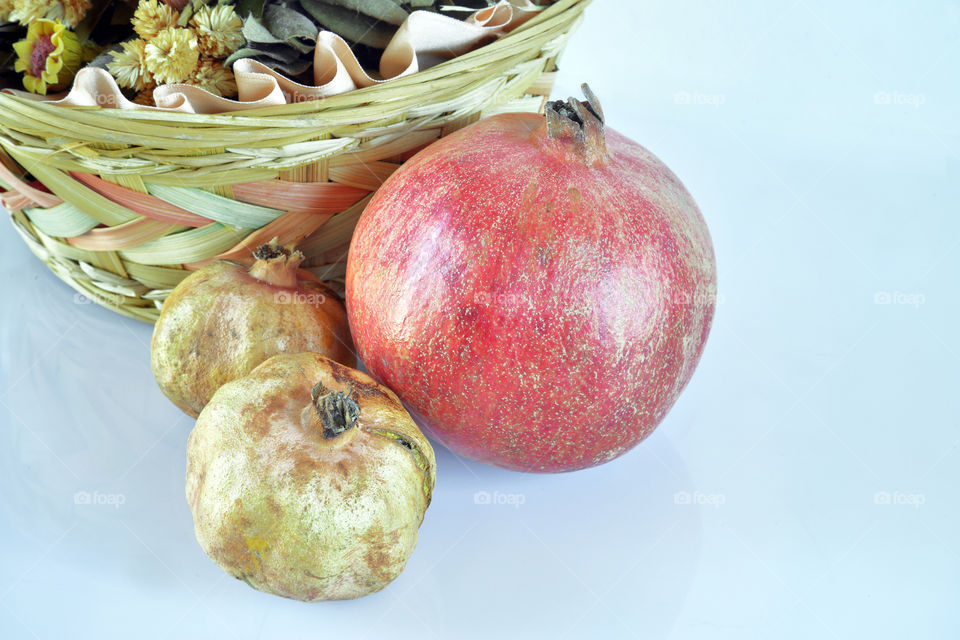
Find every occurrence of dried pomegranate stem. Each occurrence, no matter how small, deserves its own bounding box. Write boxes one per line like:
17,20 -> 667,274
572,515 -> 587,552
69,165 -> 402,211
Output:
311,382 -> 360,439
248,241 -> 304,288
545,83 -> 608,165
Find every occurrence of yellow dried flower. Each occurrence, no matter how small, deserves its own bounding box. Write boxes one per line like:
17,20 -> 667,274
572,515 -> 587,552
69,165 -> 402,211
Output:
59,0 -> 90,26
0,0 -> 15,21
144,27 -> 198,85
190,58 -> 236,97
13,18 -> 83,94
8,0 -> 90,27
132,0 -> 179,41
107,38 -> 152,91
189,4 -> 244,59
9,0 -> 58,25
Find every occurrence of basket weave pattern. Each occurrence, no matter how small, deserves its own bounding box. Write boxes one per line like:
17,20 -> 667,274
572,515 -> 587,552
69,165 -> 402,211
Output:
0,0 -> 589,322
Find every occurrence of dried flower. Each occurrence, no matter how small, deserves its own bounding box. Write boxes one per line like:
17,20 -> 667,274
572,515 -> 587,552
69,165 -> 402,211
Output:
0,0 -> 15,21
132,0 -> 179,41
190,58 -> 236,97
7,0 -> 91,27
107,38 -> 152,91
189,4 -> 244,59
8,0 -> 57,25
144,26 -> 198,84
133,86 -> 154,106
13,18 -> 83,94
58,0 -> 89,26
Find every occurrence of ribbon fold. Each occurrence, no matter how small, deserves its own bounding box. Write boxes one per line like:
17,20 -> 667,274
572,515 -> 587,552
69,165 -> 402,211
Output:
3,0 -> 542,114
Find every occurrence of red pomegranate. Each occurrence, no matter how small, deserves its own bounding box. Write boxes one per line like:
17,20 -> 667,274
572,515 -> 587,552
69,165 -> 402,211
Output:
346,85 -> 717,472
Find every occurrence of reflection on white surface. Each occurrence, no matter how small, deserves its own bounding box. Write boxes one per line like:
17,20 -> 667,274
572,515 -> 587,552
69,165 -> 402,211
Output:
2,0 -> 960,637
0,251 -> 703,638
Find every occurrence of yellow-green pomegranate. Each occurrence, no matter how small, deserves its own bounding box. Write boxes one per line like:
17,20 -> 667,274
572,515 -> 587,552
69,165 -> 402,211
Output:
186,352 -> 436,601
151,243 -> 355,417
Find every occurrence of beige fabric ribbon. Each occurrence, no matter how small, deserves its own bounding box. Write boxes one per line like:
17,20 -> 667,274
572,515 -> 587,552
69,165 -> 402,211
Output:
3,0 -> 542,114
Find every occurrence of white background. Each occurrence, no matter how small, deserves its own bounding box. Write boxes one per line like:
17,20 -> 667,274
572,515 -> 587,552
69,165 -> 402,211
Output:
2,1 -> 958,638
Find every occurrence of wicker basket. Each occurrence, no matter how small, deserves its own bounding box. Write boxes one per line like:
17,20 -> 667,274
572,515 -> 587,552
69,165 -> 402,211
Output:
0,0 -> 589,323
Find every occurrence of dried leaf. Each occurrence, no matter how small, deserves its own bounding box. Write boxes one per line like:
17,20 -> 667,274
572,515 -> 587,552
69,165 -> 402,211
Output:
225,43 -> 305,66
298,0 -> 395,48
236,0 -> 269,19
243,3 -> 320,44
321,0 -> 409,26
86,45 -> 122,71
226,51 -> 314,76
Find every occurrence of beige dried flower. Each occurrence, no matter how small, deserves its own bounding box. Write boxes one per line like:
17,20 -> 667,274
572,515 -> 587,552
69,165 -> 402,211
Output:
4,0 -> 91,28
8,0 -> 58,25
190,58 -> 237,98
107,38 -> 153,91
132,0 -> 179,41
144,26 -> 198,85
59,0 -> 90,26
189,4 -> 244,59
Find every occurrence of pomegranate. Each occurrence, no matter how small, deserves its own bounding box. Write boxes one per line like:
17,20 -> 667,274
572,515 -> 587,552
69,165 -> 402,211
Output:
346,85 -> 717,472
186,352 -> 436,601
152,242 -> 355,417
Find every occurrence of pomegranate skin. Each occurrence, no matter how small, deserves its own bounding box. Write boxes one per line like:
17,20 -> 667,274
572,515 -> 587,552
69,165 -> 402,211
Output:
186,353 -> 436,601
152,253 -> 355,417
346,108 -> 716,472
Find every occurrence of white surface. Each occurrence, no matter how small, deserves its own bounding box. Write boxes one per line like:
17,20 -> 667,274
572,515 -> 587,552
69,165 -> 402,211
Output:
2,1 -> 959,638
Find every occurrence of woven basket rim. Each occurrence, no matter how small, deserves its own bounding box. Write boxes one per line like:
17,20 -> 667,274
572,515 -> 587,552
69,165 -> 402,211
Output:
0,0 -> 590,126
1,0 -> 591,324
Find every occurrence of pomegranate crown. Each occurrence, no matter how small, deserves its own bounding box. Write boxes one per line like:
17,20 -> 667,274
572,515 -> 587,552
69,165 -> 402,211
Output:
545,83 -> 607,164
312,382 -> 360,439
